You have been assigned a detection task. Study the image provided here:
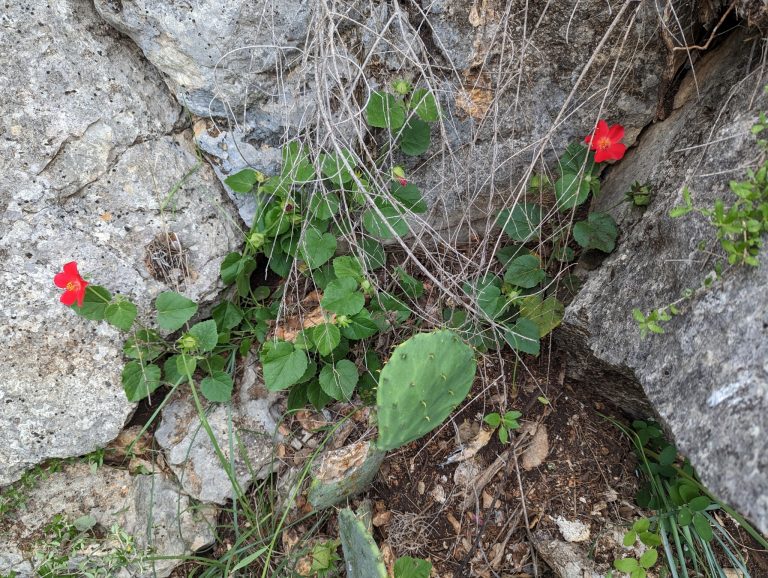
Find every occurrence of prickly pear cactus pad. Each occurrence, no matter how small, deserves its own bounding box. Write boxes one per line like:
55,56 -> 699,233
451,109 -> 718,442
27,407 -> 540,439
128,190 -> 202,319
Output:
376,330 -> 476,451
307,440 -> 386,510
338,507 -> 388,578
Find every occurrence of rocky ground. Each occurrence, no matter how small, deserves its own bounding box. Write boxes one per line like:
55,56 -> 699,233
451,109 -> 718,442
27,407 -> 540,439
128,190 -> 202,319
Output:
2,0 -> 768,576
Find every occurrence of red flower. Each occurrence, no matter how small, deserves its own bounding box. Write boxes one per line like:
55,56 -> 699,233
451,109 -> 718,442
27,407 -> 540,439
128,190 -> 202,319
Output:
584,120 -> 626,163
54,261 -> 88,307
397,177 -> 408,187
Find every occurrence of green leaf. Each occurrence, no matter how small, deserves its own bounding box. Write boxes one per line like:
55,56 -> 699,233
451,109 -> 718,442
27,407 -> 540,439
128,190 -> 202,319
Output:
555,173 -> 591,210
630,569 -> 646,578
692,513 -> 713,541
220,252 -> 256,286
174,353 -> 195,379
204,355 -> 227,373
639,532 -> 661,547
572,212 -> 618,253
320,150 -> 356,186
225,168 -> 260,193
333,255 -> 364,280
504,318 -> 540,356
301,228 -> 337,269
188,320 -> 219,353
163,355 -> 186,385
398,119 -> 431,156
559,142 -> 595,175
155,291 -> 198,331
497,203 -> 543,241
623,530 -> 637,547
312,323 -> 341,356
366,91 -> 406,129
613,558 -> 639,572
122,361 -> 162,402
261,341 -> 309,391
340,309 -> 379,340
297,360 -> 318,384
484,413 -> 501,427
200,370 -> 234,402
308,191 -> 340,220
503,255 -> 545,288
73,515 -> 97,532
123,329 -> 164,361
212,301 -> 244,331
287,381 -> 309,411
678,483 -> 700,503
678,507 -> 693,526
363,201 -> 409,239
409,89 -> 440,122
362,238 -> 387,270
632,518 -> 650,533
657,444 -> 677,466
71,285 -> 112,320
495,245 -> 531,267
519,295 -> 564,337
396,267 -> 424,298
282,141 -> 315,183
322,278 -> 365,315
318,360 -> 358,400
639,549 -> 658,569
307,379 -> 333,410
476,282 -> 504,319
266,248 -> 293,278
391,182 -> 427,213
105,299 -> 137,331
394,556 -> 432,578
688,495 -> 711,512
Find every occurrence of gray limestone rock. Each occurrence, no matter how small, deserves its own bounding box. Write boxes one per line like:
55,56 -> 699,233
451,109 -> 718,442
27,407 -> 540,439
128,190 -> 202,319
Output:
94,1 -> 669,238
93,0 -> 313,119
0,463 -> 216,578
155,357 -> 281,504
0,0 -> 241,485
560,32 -> 768,533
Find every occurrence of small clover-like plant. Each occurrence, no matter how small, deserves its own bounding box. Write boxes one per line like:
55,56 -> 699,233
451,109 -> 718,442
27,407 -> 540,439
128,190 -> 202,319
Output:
483,410 -> 522,444
625,181 -> 653,207
612,547 -> 658,578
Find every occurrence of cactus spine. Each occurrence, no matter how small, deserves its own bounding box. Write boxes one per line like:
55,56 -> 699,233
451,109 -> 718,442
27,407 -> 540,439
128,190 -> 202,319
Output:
376,330 -> 476,451
338,507 -> 387,578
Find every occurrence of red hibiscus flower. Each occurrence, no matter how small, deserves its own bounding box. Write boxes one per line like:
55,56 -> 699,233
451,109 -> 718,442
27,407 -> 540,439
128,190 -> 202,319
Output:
54,261 -> 89,307
584,120 -> 627,163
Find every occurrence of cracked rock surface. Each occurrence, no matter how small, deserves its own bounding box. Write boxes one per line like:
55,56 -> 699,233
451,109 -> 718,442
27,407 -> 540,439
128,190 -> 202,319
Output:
561,32 -> 768,533
0,463 -> 217,578
0,0 -> 241,485
96,0 -> 669,240
155,355 -> 281,504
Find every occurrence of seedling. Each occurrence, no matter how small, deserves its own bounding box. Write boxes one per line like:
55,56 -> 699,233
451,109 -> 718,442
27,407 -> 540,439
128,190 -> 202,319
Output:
483,410 -> 522,444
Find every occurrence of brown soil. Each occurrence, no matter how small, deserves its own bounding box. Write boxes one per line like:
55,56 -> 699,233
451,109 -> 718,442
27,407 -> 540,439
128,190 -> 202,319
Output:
368,348 -> 640,577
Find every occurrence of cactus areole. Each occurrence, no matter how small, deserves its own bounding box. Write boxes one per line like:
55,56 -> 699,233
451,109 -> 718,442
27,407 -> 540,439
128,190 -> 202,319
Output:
375,330 -> 476,451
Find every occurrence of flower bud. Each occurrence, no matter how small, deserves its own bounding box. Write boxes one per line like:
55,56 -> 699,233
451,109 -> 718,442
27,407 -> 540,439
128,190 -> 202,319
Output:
392,79 -> 411,95
247,232 -> 266,250
178,334 -> 198,351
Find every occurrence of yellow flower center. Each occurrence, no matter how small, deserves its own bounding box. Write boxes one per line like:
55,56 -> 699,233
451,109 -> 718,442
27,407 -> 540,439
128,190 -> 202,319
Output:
66,280 -> 79,292
597,136 -> 612,151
